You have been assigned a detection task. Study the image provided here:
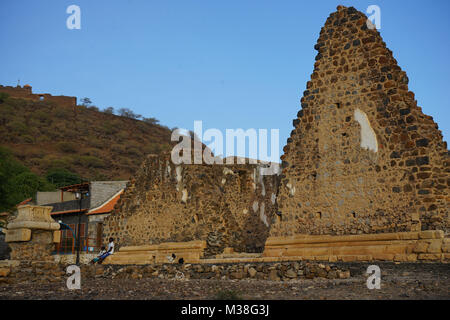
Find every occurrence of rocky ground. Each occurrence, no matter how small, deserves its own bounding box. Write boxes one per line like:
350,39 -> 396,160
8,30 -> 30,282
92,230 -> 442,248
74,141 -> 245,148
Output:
0,262 -> 448,300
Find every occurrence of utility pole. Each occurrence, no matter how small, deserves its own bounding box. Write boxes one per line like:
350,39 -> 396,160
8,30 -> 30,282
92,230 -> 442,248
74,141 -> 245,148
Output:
75,191 -> 82,265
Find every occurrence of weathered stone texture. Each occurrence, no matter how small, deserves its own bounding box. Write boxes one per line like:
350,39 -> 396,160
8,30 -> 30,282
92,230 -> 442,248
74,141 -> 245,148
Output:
6,205 -> 60,262
8,231 -> 55,261
0,85 -> 76,109
271,6 -> 449,237
103,153 -> 279,255
0,260 -> 351,285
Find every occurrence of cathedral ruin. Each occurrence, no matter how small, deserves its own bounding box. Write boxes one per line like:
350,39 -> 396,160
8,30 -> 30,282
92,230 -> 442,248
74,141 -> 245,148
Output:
102,5 -> 449,264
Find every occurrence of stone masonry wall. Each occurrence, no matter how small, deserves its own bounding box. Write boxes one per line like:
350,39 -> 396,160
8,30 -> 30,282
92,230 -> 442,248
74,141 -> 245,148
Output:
271,6 -> 449,237
8,231 -> 55,262
0,85 -> 76,109
103,153 -> 280,255
0,260 -> 351,285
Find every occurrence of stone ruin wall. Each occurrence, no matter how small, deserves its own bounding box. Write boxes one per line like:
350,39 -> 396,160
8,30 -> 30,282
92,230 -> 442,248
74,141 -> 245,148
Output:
104,6 -> 448,261
0,85 -> 77,109
103,153 -> 280,256
271,6 -> 449,238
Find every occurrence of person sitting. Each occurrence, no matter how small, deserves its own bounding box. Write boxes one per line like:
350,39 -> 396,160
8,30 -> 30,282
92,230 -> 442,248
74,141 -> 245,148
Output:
98,238 -> 115,264
166,253 -> 176,263
91,246 -> 106,264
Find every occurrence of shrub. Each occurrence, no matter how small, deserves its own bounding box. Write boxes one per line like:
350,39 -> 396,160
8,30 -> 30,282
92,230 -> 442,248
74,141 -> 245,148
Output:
9,120 -> 28,135
21,135 -> 35,143
126,147 -> 142,157
41,155 -> 71,170
142,117 -> 159,125
35,111 -> 52,124
102,121 -> 118,135
103,107 -> 115,114
0,92 -> 10,101
79,155 -> 105,168
54,108 -> 72,119
56,142 -> 78,153
111,144 -> 126,154
117,108 -> 142,119
88,106 -> 99,112
46,168 -> 81,188
116,131 -> 129,141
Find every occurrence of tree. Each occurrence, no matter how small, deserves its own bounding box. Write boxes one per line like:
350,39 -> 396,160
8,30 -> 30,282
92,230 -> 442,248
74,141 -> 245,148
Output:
103,106 -> 115,114
117,108 -> 142,119
45,168 -> 82,188
0,147 -> 55,212
143,117 -> 159,125
88,106 -> 99,112
80,97 -> 92,107
0,92 -> 9,104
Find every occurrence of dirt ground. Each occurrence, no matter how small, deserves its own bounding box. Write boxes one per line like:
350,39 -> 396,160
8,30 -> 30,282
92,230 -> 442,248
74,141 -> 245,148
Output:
0,262 -> 448,300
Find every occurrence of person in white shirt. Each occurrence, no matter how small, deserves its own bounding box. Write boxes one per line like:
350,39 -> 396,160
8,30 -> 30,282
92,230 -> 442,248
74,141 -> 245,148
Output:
91,246 -> 106,264
166,253 -> 176,263
98,238 -> 115,264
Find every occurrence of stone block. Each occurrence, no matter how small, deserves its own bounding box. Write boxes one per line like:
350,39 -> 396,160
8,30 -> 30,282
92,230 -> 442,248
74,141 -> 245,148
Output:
419,230 -> 444,239
426,239 -> 442,253
7,221 -> 60,231
417,253 -> 441,260
0,267 -> 10,277
338,270 -> 350,279
5,228 -> 31,242
328,255 -> 338,262
372,253 -> 395,261
269,269 -> 280,281
339,255 -> 371,262
412,241 -> 429,253
393,254 -> 417,262
7,205 -> 59,231
53,231 -> 61,244
442,238 -> 450,253
0,260 -> 20,268
406,254 -> 417,262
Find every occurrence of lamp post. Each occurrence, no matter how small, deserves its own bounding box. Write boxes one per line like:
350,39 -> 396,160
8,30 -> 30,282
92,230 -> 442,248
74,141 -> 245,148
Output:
75,192 -> 82,265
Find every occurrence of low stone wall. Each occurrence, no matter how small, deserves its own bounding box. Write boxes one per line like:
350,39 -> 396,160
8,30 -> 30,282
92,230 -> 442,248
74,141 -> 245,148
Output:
0,260 -> 351,285
53,253 -> 97,265
106,240 -> 207,265
103,231 -> 450,265
263,230 -> 450,262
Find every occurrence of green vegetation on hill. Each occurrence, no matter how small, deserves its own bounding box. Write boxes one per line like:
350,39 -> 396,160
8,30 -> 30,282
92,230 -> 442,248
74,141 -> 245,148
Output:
0,95 -> 172,182
0,146 -> 55,212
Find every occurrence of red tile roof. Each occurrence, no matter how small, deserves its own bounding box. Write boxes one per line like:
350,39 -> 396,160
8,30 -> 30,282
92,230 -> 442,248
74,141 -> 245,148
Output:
87,190 -> 123,215
17,198 -> 32,207
51,209 -> 88,216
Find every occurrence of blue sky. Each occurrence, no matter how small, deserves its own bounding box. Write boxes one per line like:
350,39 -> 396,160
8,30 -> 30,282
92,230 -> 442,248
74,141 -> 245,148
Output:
1,0 -> 449,161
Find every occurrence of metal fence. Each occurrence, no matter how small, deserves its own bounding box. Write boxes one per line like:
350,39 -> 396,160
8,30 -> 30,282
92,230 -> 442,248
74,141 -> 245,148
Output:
54,224 -> 102,255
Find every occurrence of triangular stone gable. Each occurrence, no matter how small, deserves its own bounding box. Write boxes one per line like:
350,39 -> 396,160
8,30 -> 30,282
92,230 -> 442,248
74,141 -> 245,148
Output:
271,6 -> 449,237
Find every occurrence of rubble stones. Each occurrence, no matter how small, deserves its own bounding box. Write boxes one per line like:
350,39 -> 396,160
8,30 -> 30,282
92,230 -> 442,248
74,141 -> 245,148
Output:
0,261 -> 352,285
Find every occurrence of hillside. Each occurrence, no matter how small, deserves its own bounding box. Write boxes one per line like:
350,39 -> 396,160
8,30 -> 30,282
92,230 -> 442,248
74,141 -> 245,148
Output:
0,94 -> 172,182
